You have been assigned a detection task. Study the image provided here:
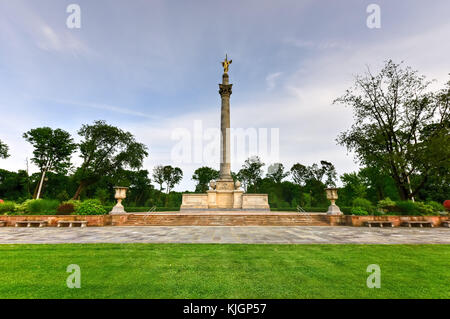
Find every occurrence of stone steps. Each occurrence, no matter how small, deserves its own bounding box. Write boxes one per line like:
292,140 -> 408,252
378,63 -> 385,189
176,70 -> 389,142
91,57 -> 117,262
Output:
121,213 -> 331,226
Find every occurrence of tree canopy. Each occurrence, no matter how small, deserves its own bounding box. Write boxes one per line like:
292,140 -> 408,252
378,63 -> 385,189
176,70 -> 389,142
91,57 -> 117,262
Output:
289,161 -> 337,206
266,163 -> 290,184
290,161 -> 337,188
237,156 -> 265,191
334,60 -> 449,200
162,165 -> 183,194
192,166 -> 219,193
23,127 -> 76,198
0,139 -> 9,159
73,120 -> 148,199
152,165 -> 165,192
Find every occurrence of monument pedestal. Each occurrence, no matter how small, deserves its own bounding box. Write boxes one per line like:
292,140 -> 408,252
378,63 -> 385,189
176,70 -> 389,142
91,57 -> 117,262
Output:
181,179 -> 269,211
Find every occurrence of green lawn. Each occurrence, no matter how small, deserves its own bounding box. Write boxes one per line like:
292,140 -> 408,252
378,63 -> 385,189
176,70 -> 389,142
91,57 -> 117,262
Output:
0,244 -> 448,299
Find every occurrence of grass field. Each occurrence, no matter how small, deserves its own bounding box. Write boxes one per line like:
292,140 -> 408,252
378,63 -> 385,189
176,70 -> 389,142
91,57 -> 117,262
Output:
0,244 -> 449,299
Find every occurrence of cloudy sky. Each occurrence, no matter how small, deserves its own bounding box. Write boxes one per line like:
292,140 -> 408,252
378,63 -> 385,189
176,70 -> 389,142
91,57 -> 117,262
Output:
0,0 -> 449,191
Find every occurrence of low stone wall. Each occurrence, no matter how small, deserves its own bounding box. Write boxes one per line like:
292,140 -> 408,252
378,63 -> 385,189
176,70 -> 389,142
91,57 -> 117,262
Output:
0,215 -> 110,227
343,215 -> 448,227
241,194 -> 270,210
0,213 -> 447,227
180,194 -> 208,209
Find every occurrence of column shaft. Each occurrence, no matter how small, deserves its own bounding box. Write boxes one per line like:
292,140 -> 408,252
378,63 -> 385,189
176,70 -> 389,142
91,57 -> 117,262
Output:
219,73 -> 232,180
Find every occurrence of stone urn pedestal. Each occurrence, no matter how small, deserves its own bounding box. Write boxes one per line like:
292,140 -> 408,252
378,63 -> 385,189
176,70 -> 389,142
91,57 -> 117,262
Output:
325,187 -> 343,215
109,186 -> 128,215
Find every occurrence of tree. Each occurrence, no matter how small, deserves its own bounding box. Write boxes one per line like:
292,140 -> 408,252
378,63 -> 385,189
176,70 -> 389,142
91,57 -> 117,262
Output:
338,172 -> 367,206
116,169 -> 153,206
320,160 -> 337,187
152,165 -> 165,192
192,166 -> 219,193
290,163 -> 309,186
290,161 -> 337,206
0,169 -> 29,200
23,127 -> 76,199
72,120 -> 148,199
266,163 -> 289,183
162,165 -> 183,194
334,60 -> 448,200
290,161 -> 337,187
237,156 -> 265,192
0,139 -> 9,159
359,166 -> 400,202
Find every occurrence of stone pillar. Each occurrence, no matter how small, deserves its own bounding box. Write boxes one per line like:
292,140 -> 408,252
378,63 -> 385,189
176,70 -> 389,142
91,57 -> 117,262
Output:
219,73 -> 233,181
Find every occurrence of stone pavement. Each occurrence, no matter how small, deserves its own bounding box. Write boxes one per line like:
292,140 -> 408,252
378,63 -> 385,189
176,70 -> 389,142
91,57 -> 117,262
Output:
0,226 -> 448,244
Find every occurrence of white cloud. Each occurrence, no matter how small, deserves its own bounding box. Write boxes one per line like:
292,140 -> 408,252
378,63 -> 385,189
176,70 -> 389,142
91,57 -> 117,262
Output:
46,98 -> 160,120
265,72 -> 283,90
0,2 -> 91,57
282,37 -> 351,50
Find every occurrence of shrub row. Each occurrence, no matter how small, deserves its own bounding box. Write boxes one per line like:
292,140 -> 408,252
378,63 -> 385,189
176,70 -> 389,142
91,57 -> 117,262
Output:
1,199 -> 60,215
0,199 -> 182,215
0,199 -> 106,215
350,197 -> 445,216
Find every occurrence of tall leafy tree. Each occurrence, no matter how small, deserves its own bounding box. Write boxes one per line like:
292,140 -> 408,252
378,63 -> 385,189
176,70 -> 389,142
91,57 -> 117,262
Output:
162,166 -> 183,194
290,161 -> 337,206
152,165 -> 165,192
334,60 -> 448,200
290,163 -> 309,186
338,172 -> 367,206
0,139 -> 9,159
23,127 -> 76,199
73,120 -> 148,199
358,166 -> 400,202
266,163 -> 290,183
162,165 -> 183,196
237,156 -> 265,192
192,166 -> 219,193
320,160 -> 337,187
290,161 -> 337,187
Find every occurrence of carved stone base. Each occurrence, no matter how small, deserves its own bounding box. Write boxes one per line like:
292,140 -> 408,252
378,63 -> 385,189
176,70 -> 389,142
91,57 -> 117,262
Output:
181,179 -> 270,211
109,204 -> 126,215
327,204 -> 343,215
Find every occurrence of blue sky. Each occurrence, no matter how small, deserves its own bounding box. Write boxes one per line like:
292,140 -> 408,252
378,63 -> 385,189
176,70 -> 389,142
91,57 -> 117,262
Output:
0,0 -> 449,191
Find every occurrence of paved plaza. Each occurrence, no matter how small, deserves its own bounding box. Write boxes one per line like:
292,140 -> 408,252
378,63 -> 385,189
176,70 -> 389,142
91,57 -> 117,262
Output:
0,226 -> 448,244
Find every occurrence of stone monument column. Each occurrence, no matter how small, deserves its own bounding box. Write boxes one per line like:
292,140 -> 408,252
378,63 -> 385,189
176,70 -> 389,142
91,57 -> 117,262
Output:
179,55 -> 270,211
219,72 -> 233,181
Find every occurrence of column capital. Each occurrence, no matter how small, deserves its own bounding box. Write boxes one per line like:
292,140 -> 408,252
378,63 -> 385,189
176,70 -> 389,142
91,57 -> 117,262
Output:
219,84 -> 232,96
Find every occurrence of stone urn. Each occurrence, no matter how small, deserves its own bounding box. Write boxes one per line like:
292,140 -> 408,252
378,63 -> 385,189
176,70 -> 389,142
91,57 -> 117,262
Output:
325,187 -> 342,215
109,186 -> 129,215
